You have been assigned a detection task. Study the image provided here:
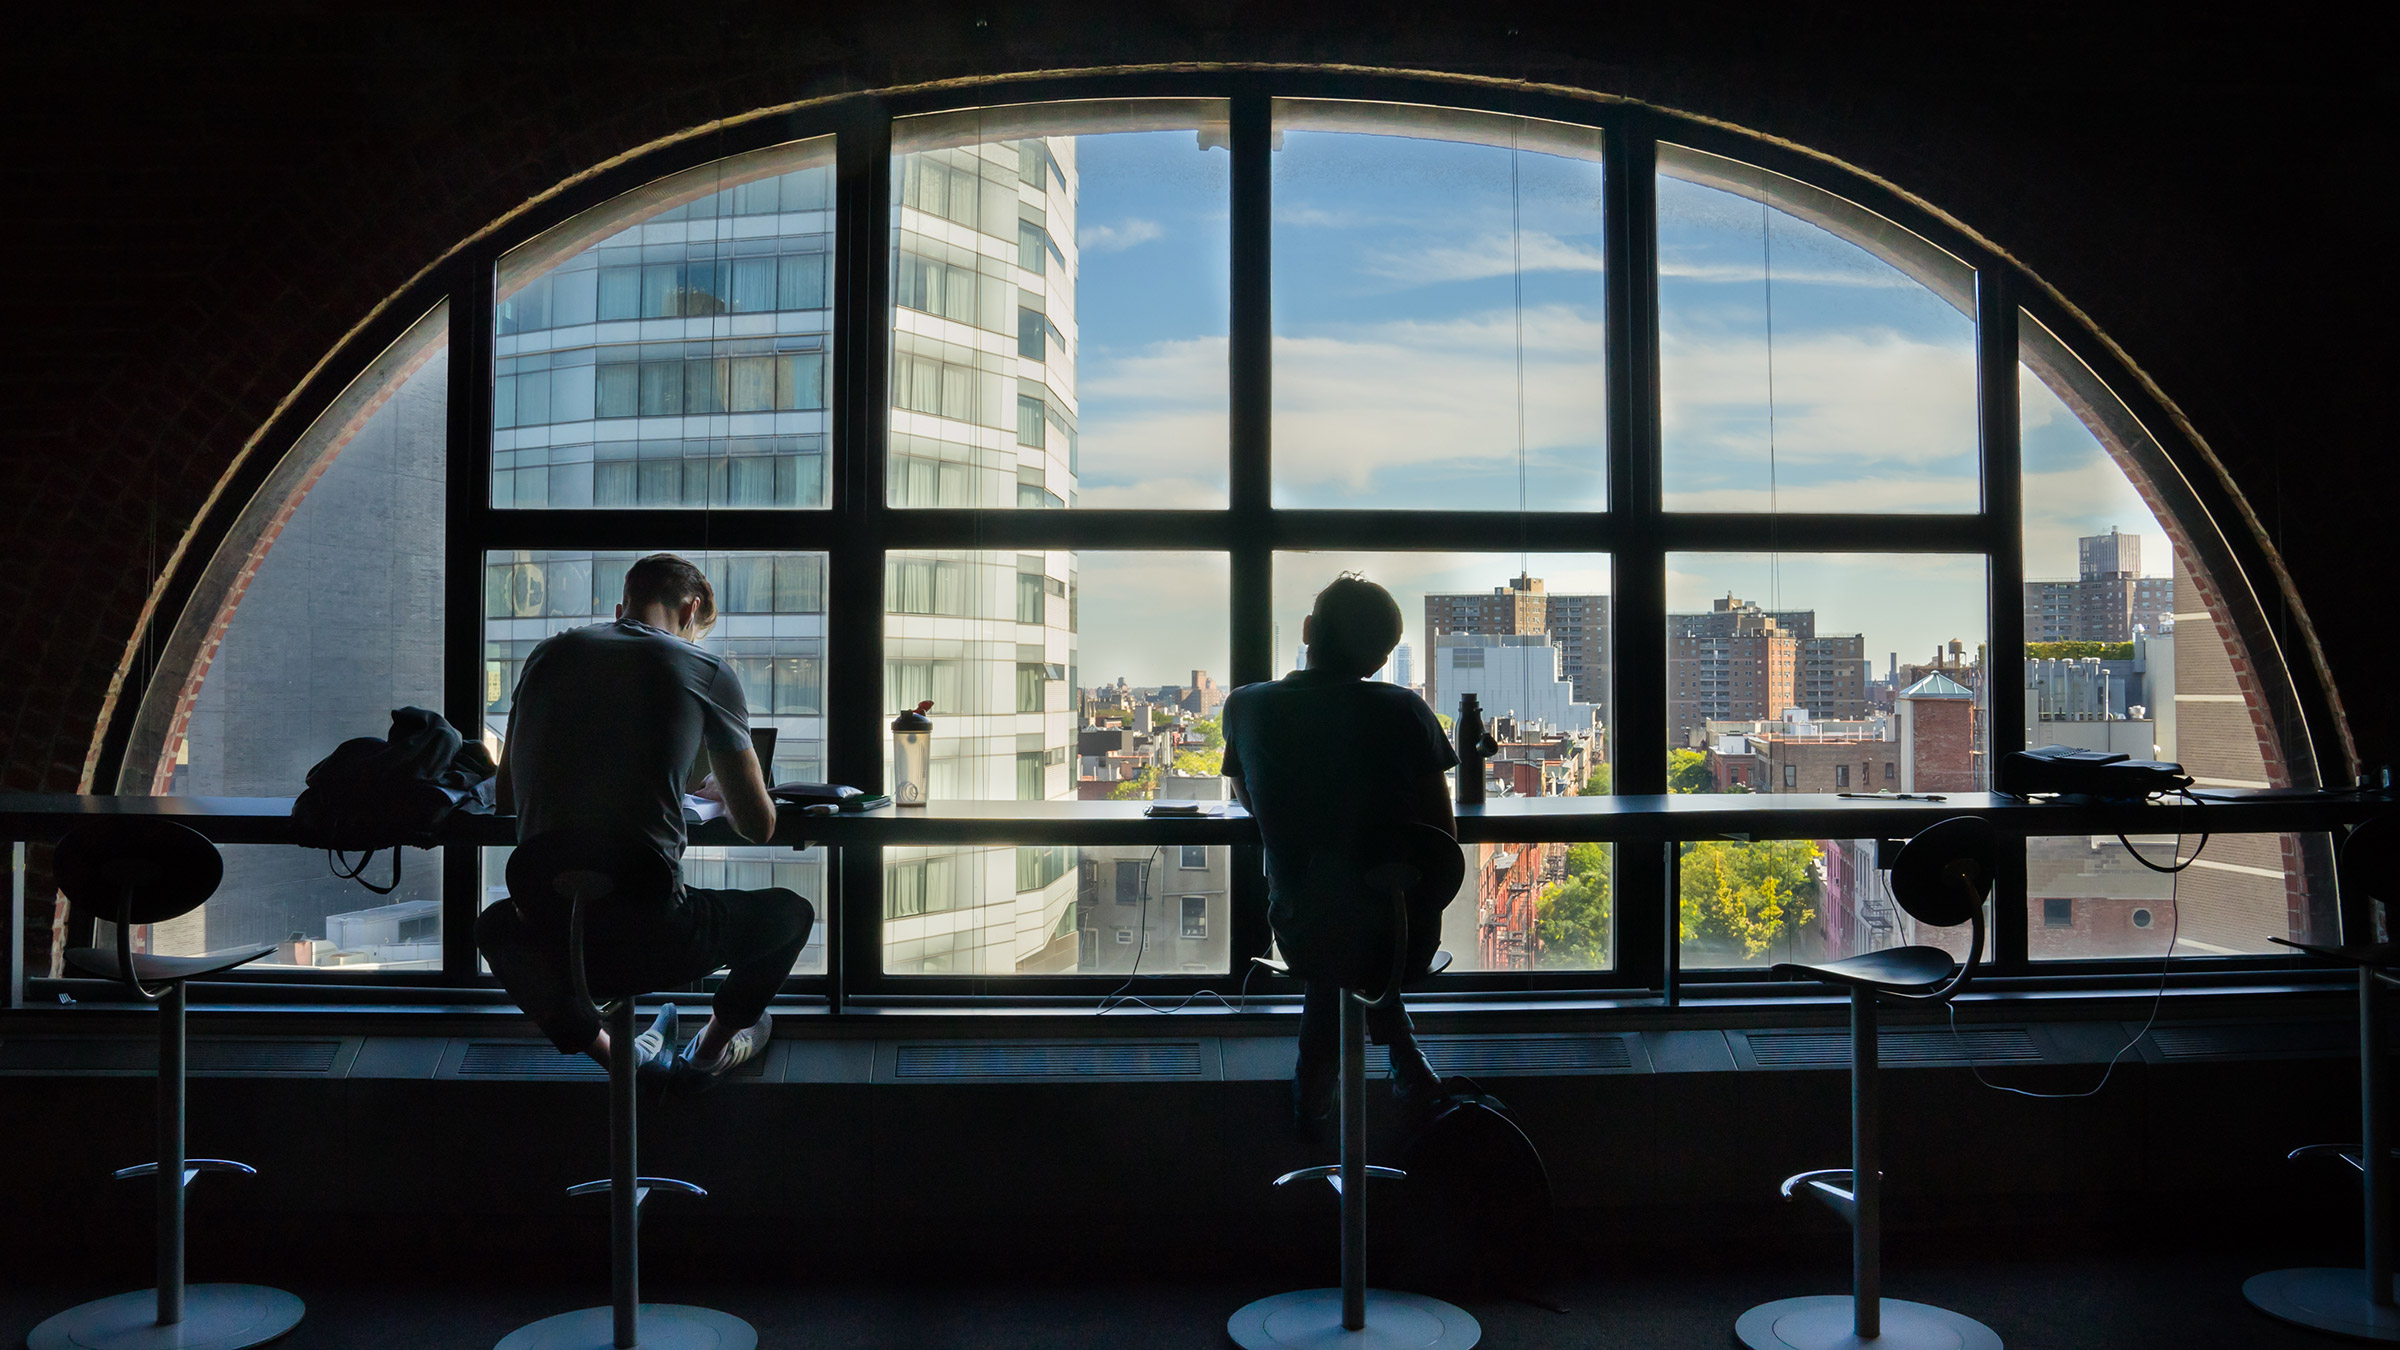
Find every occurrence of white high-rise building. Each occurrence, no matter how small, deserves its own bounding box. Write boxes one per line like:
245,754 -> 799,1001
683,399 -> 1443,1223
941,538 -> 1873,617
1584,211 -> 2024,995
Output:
881,129 -> 1084,973
1431,634 -> 1596,734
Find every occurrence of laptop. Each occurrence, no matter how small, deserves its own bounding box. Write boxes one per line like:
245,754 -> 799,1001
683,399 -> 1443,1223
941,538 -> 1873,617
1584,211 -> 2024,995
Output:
684,726 -> 778,794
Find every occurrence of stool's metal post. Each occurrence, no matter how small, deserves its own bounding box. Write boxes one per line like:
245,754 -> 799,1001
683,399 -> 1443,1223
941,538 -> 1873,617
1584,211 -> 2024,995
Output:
1340,987 -> 1366,1332
157,979 -> 187,1327
2367,967 -> 2393,1307
609,998 -> 639,1350
1852,985 -> 1880,1341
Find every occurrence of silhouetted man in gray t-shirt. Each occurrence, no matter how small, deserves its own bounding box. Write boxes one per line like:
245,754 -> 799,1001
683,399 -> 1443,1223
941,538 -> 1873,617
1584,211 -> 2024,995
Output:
479,553 -> 809,1086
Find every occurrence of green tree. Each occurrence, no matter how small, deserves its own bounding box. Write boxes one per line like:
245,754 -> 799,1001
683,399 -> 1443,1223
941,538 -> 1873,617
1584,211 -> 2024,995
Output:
1149,706 -> 1177,728
1109,765 -> 1162,800
1174,747 -> 1223,777
1534,842 -> 1612,969
1188,716 -> 1223,750
1579,763 -> 1611,796
1677,838 -> 1821,959
2025,640 -> 2133,661
1667,747 -> 1714,793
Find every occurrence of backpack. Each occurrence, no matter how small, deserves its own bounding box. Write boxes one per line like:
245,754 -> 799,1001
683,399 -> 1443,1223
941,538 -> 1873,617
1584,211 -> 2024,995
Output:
289,707 -> 495,894
1383,1077 -> 1559,1306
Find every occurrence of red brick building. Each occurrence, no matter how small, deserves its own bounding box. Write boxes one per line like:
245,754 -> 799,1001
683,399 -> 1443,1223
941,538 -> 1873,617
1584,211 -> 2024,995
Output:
1896,672 -> 1980,792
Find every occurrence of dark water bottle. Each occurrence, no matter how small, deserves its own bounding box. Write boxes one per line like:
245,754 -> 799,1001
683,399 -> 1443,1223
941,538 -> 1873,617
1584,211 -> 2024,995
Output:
1456,694 -> 1500,806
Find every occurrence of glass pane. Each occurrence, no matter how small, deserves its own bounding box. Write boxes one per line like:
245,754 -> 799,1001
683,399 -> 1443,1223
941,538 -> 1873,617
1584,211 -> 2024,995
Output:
880,550 -> 1225,977
1272,102 -> 1606,511
1657,143 -> 1978,513
120,303 -> 449,969
890,100 -> 1230,508
1421,840 -> 1613,972
1069,843 -> 1233,975
1680,837 -> 1984,971
1667,554 -> 1986,790
493,138 -> 834,510
1274,552 -> 1613,794
2027,832 -> 2325,961
2019,307 -> 2332,951
483,547 -> 826,783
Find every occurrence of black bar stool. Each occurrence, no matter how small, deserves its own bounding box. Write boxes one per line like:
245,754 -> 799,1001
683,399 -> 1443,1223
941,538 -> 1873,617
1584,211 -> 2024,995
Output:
494,831 -> 754,1350
1735,816 -> 2004,1350
1228,823 -> 1482,1350
28,817 -> 305,1350
2246,811 -> 2400,1340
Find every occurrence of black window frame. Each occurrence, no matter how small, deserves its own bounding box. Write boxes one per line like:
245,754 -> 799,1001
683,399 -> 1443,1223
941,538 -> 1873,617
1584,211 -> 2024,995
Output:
75,69 -> 2346,1012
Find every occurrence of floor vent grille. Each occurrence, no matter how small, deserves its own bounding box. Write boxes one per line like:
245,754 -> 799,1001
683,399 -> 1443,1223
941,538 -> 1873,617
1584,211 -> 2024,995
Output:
1420,1036 -> 1633,1075
892,1041 -> 1204,1081
1745,1027 -> 2042,1068
2147,1023 -> 2349,1060
0,1038 -> 342,1074
458,1042 -> 607,1078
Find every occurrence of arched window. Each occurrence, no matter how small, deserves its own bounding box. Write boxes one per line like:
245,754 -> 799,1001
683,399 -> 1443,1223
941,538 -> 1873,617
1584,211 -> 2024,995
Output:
115,77 -> 2336,997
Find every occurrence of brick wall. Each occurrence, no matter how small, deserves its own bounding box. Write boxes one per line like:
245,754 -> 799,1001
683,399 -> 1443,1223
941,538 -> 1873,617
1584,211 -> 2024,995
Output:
6,9 -> 2387,973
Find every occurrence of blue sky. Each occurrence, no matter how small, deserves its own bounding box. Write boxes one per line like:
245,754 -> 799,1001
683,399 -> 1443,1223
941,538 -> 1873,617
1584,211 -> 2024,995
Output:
1061,128 -> 2164,688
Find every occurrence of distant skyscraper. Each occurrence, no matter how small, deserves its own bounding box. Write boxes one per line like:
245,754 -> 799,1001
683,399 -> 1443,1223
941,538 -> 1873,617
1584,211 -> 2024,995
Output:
1392,643 -> 1412,689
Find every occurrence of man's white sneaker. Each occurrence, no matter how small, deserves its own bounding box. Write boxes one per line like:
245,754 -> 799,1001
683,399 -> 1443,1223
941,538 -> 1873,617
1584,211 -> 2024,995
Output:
680,1012 -> 771,1091
632,1003 -> 678,1087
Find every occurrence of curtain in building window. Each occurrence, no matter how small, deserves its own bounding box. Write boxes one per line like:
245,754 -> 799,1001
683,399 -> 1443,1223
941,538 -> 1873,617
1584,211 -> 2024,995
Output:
729,356 -> 776,412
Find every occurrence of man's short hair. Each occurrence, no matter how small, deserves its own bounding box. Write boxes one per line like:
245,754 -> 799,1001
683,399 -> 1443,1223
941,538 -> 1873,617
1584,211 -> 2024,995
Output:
1309,573 -> 1402,679
623,553 -> 717,630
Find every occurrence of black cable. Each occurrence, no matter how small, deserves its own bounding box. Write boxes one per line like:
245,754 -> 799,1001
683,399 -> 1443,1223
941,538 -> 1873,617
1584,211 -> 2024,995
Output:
2118,787 -> 2208,873
1095,843 -> 1264,1015
1949,789 -> 2194,1100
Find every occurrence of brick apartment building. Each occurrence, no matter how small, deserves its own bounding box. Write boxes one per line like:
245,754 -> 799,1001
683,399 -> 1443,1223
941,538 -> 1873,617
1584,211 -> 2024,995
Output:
2023,527 -> 2174,643
1424,574 -> 1611,731
1669,595 -> 1868,745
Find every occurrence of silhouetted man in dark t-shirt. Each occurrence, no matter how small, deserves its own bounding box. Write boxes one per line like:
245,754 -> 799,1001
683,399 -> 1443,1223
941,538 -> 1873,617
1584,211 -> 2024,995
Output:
478,553 -> 812,1088
1221,574 -> 1457,1136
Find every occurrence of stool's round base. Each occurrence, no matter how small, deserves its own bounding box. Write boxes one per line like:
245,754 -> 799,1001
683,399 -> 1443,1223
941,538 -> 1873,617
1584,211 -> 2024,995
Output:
28,1285 -> 304,1350
1735,1295 -> 2002,1350
495,1304 -> 755,1350
2244,1267 -> 2400,1341
1227,1288 -> 1480,1349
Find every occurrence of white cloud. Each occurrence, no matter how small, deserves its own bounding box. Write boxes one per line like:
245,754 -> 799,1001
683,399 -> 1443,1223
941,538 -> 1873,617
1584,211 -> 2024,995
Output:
1364,230 -> 1607,284
1274,205 -> 1361,228
1079,218 -> 1164,253
1658,257 -> 1919,289
1659,328 -> 1978,472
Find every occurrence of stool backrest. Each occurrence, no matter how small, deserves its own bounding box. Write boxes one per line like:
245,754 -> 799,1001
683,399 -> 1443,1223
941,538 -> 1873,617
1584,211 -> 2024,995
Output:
1885,815 -> 1996,1002
54,817 -> 223,927
507,831 -> 674,1018
1889,816 -> 1996,928
1356,822 -> 1463,1007
505,831 -> 673,929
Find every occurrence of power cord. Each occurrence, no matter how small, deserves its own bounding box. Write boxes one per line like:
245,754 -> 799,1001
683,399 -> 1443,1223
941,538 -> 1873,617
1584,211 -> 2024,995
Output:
1947,788 -> 2196,1100
1095,844 -> 1262,1015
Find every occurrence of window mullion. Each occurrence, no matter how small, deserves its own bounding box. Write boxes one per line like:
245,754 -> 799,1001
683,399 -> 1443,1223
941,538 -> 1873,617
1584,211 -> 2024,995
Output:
828,100 -> 895,1005
443,260 -> 497,983
1607,115 -> 1669,997
1977,269 -> 2030,974
1227,83 -> 1275,970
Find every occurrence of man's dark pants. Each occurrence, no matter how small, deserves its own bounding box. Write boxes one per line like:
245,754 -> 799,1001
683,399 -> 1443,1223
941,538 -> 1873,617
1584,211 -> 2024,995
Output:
478,884 -> 814,1053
